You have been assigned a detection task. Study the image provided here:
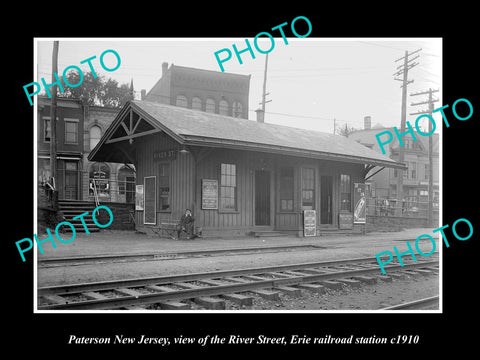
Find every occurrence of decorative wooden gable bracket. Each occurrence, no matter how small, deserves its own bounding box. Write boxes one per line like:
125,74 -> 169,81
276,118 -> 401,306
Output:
106,108 -> 161,145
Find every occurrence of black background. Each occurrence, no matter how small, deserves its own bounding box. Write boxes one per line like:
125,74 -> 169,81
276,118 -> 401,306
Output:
6,4 -> 477,356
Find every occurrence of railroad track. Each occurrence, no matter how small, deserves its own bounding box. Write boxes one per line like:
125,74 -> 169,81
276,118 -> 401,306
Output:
382,295 -> 440,310
37,255 -> 439,311
37,244 -> 326,267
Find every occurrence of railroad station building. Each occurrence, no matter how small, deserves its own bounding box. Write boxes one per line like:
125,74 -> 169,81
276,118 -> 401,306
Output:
89,100 -> 406,237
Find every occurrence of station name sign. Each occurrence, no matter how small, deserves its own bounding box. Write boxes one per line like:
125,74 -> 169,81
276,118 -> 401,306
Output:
153,150 -> 177,160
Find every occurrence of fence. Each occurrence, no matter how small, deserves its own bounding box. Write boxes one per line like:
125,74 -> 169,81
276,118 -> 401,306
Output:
38,168 -> 137,204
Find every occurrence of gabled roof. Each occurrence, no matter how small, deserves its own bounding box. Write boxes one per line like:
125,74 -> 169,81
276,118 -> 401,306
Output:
89,100 -> 406,169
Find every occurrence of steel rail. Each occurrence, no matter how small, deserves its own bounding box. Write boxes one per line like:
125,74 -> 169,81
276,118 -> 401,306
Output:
37,244 -> 324,266
37,255 -> 408,295
381,295 -> 440,310
37,259 -> 439,310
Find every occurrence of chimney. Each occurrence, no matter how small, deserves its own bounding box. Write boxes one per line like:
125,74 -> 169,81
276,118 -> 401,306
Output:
364,116 -> 371,130
255,109 -> 265,123
141,89 -> 146,100
162,62 -> 169,77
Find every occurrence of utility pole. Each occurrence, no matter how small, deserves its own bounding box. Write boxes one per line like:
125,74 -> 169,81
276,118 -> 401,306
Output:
258,53 -> 272,122
393,48 -> 421,216
410,88 -> 439,227
49,40 -> 59,201
333,117 -> 336,134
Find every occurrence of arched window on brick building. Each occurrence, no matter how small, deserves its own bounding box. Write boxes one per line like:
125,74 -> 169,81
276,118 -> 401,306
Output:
205,98 -> 215,113
175,94 -> 188,108
89,125 -> 102,151
192,96 -> 202,111
219,99 -> 229,115
233,101 -> 243,118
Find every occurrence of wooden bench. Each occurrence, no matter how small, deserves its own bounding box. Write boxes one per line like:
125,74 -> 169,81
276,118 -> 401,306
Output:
155,221 -> 179,239
153,222 -> 203,240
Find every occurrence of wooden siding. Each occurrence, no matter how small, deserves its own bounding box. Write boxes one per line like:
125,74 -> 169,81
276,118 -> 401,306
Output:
134,132 -> 365,234
194,149 -> 257,230
134,132 -> 195,228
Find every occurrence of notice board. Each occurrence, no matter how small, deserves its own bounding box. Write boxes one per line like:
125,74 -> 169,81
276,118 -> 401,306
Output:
339,212 -> 354,229
135,184 -> 144,211
143,176 -> 156,225
202,179 -> 218,210
303,209 -> 316,236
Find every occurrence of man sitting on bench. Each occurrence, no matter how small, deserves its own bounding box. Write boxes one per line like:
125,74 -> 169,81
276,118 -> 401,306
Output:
176,209 -> 195,240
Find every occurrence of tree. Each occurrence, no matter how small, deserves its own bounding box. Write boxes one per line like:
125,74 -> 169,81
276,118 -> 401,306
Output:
61,71 -> 133,107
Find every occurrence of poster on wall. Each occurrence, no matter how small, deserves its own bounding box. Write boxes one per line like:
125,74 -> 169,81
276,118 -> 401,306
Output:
354,183 -> 371,224
135,184 -> 144,211
202,179 -> 218,209
303,209 -> 316,236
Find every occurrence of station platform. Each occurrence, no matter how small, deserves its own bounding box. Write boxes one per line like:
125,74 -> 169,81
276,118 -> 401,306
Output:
37,227 -> 438,260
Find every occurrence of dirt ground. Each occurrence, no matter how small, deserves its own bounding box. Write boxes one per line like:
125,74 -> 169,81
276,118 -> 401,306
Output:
249,274 -> 439,311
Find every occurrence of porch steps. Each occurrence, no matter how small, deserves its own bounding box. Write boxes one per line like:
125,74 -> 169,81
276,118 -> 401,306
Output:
58,200 -> 100,233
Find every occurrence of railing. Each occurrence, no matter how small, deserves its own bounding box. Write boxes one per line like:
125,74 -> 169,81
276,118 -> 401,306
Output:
91,178 -> 100,207
365,197 -> 439,219
39,168 -> 137,204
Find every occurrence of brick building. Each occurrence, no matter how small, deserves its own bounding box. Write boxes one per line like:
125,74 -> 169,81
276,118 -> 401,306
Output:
82,105 -> 136,204
143,63 -> 251,119
37,97 -> 84,200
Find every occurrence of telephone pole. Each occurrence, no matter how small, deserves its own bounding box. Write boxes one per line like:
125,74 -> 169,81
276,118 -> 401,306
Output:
49,40 -> 59,197
258,53 -> 272,122
393,48 -> 421,216
410,88 -> 439,226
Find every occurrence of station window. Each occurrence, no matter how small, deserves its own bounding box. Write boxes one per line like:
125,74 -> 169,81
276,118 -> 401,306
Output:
220,163 -> 236,210
301,168 -> 315,209
280,167 -> 294,212
340,174 -> 351,211
158,162 -> 170,211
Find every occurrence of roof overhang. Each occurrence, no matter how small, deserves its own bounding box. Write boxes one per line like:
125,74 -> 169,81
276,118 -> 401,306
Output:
181,134 -> 407,170
89,101 -> 407,171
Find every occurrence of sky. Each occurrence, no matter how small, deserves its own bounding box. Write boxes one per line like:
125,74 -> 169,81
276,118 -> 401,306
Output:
35,38 -> 442,134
